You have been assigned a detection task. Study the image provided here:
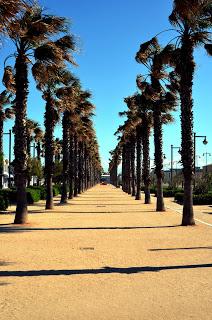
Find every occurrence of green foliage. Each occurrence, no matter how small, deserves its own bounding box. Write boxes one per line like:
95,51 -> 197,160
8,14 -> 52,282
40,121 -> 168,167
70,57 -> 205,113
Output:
144,186 -> 183,197
53,161 -> 63,184
194,173 -> 212,195
27,158 -> 43,181
0,190 -> 9,210
29,186 -> 46,200
1,188 -> 41,205
26,188 -> 41,204
175,192 -> 212,205
53,184 -> 61,196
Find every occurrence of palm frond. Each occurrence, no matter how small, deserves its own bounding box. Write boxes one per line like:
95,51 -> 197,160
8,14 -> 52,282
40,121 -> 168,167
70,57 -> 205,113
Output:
205,43 -> 212,55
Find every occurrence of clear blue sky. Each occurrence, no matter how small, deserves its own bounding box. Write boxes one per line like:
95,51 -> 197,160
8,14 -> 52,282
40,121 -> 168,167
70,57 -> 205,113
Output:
1,0 -> 211,171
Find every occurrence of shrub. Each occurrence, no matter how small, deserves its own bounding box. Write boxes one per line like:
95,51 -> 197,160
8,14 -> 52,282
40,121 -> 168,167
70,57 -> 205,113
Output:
28,186 -> 46,200
26,188 -> 41,204
0,195 -> 9,211
154,187 -> 183,197
1,188 -> 41,205
174,192 -> 184,204
53,184 -> 61,196
174,192 -> 212,205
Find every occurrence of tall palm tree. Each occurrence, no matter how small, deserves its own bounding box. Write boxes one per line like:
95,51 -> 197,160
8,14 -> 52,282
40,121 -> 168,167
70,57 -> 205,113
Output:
33,68 -> 74,209
136,93 -> 153,204
4,4 -> 72,223
168,0 -> 212,225
34,126 -> 44,162
56,83 -> 77,203
26,119 -> 40,157
109,145 -> 122,187
33,34 -> 76,209
136,40 -> 178,211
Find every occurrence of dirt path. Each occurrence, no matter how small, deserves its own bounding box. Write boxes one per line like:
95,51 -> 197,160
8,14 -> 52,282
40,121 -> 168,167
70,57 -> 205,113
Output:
0,185 -> 212,320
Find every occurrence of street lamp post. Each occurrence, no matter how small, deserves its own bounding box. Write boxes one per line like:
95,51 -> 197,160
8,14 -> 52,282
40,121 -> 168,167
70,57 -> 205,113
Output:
203,152 -> 211,173
194,132 -> 208,177
170,144 -> 180,186
3,129 -> 12,188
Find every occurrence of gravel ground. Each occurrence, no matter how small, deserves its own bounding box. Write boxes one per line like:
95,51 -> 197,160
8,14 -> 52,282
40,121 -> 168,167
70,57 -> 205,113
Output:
0,185 -> 212,320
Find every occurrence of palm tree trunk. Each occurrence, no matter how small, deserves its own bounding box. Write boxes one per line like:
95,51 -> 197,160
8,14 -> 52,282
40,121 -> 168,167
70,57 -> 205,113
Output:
13,51 -> 28,224
136,125 -> 142,200
122,145 -> 126,192
141,118 -> 151,204
126,143 -> 131,194
73,134 -> 78,197
180,31 -> 195,226
78,141 -> 83,194
61,112 -> 69,204
36,141 -> 41,186
44,93 -> 55,209
84,147 -> 88,190
130,137 -> 136,196
153,107 -> 165,211
68,133 -> 74,199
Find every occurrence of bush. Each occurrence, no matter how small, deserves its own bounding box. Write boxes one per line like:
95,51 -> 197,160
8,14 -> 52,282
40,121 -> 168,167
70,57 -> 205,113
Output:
174,192 -> 212,205
53,184 -> 61,196
153,187 -> 183,197
1,188 -> 41,205
26,188 -> 41,204
174,192 -> 184,204
0,194 -> 9,211
28,186 -> 46,200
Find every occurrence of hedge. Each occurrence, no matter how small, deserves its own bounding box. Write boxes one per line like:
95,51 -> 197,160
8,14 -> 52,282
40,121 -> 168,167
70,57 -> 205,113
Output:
0,185 -> 61,208
175,192 -> 212,205
153,188 -> 183,197
0,188 -> 41,205
0,194 -> 9,211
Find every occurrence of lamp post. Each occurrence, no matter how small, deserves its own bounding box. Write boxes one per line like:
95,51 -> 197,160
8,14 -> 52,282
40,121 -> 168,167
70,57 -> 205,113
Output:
170,144 -> 180,186
203,152 -> 211,173
194,132 -> 208,176
3,129 -> 12,188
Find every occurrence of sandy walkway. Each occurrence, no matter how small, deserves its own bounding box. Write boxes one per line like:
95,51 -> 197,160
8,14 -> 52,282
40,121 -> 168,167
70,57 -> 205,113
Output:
0,185 -> 212,320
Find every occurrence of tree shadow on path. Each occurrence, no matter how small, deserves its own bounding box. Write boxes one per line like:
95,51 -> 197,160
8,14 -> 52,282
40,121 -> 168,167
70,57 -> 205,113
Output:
149,246 -> 212,251
0,224 -> 180,233
1,263 -> 212,278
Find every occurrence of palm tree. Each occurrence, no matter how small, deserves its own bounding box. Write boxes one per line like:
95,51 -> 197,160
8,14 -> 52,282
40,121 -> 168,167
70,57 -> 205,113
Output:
4,4 -> 72,223
26,119 -> 40,157
126,93 -> 153,203
0,0 -> 26,33
56,84 -> 77,203
109,145 -> 122,187
136,40 -> 178,211
33,36 -> 76,209
0,90 -> 14,188
136,93 -> 153,204
34,126 -> 44,186
168,0 -> 212,225
34,126 -> 44,162
34,69 -> 74,209
25,119 -> 42,186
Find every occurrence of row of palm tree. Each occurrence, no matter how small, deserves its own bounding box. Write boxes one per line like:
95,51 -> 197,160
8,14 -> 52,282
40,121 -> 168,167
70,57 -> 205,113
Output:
110,0 -> 211,226
0,1 -> 102,224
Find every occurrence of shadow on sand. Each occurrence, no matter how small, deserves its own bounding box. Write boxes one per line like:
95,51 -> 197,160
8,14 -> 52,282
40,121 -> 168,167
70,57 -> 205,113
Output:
1,263 -> 212,278
0,224 -> 180,233
149,246 -> 212,251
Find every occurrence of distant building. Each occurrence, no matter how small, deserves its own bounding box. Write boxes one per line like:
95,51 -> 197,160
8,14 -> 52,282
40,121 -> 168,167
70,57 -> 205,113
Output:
2,159 -> 14,189
202,163 -> 212,173
101,174 -> 110,184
